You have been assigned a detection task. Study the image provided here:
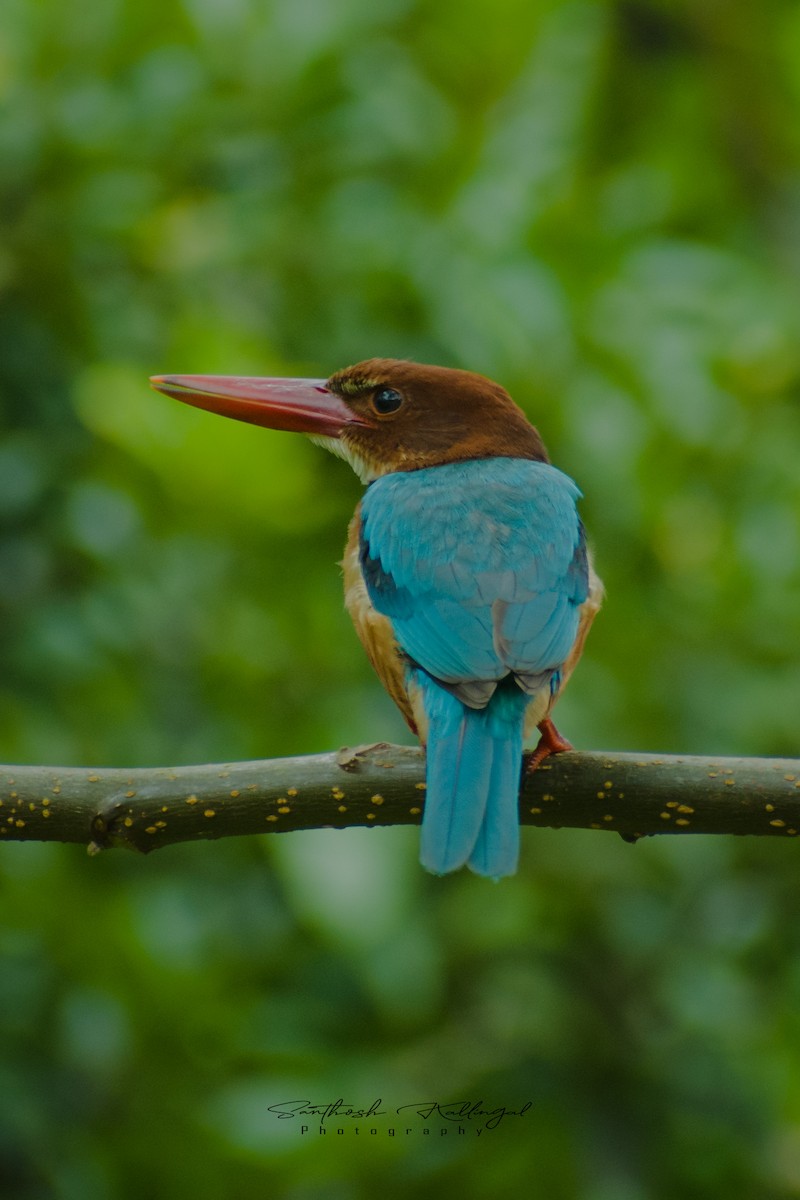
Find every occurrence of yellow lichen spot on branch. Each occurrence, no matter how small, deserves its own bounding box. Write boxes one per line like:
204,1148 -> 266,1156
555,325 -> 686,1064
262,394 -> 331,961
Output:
278,806 -> 291,814
266,814 -> 278,822
660,812 -> 671,820
675,818 -> 691,827
410,806 -> 421,816
415,782 -> 427,790
185,794 -> 198,806
126,791 -> 136,798
230,790 -> 240,798
88,775 -> 100,783
770,819 -> 786,828
371,794 -> 384,805
366,813 -> 376,820
677,804 -> 694,814
530,806 -> 542,814
287,787 -> 298,796
204,809 -> 216,818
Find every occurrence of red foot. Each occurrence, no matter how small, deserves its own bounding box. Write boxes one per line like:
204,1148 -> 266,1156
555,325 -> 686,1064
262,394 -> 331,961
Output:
526,717 -> 573,773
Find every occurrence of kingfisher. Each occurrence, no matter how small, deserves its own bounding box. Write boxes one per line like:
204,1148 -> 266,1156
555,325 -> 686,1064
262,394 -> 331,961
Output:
150,360 -> 602,878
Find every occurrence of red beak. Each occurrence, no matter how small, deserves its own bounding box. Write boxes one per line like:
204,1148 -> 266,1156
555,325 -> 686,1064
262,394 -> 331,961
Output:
149,374 -> 365,438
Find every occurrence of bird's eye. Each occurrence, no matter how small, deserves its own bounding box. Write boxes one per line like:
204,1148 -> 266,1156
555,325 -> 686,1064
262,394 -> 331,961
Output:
371,386 -> 404,416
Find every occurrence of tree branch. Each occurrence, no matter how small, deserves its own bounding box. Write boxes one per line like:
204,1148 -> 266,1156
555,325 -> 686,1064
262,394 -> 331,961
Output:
1,746 -> 799,855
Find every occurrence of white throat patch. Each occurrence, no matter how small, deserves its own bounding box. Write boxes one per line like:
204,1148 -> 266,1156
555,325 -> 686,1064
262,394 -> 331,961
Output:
308,434 -> 387,483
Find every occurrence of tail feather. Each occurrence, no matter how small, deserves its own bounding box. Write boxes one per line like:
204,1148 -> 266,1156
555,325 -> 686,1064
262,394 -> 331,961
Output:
419,688 -> 493,874
415,673 -> 528,878
467,717 -> 525,878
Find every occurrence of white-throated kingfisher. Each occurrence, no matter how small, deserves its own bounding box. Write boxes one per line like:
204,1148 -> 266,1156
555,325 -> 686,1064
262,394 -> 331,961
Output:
150,360 -> 602,878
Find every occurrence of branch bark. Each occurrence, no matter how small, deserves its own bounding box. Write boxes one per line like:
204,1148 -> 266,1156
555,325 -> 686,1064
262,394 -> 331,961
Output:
1,745 -> 799,855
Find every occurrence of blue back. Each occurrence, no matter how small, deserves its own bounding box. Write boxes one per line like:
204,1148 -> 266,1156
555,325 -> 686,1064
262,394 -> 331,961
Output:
360,458 -> 588,692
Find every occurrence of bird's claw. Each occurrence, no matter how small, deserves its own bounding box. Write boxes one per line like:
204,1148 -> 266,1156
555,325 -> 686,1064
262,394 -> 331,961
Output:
526,717 -> 573,773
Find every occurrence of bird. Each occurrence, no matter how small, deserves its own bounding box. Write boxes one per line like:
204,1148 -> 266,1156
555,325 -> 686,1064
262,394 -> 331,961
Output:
150,360 -> 602,878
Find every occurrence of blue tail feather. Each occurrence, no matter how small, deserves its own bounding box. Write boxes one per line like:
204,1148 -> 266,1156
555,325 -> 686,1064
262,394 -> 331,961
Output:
415,673 -> 529,878
467,716 -> 525,879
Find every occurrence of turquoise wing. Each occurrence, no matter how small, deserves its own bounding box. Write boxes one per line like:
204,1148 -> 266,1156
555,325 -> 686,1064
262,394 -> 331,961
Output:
359,457 -> 587,698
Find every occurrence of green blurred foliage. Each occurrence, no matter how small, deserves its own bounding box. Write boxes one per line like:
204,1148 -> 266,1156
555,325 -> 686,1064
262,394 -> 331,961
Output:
2,0 -> 800,1196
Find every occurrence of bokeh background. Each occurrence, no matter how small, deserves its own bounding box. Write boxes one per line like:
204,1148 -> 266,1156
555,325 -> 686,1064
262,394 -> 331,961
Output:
2,0 -> 800,1196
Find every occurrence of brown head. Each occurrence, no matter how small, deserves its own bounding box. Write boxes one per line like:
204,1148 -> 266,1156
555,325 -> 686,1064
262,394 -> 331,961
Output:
150,358 -> 548,480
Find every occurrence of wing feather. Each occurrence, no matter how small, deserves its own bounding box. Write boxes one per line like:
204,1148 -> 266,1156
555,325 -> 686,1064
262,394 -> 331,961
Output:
359,458 -> 588,702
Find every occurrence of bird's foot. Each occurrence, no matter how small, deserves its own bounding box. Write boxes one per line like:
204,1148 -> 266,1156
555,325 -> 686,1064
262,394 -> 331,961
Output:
526,717 -> 573,773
